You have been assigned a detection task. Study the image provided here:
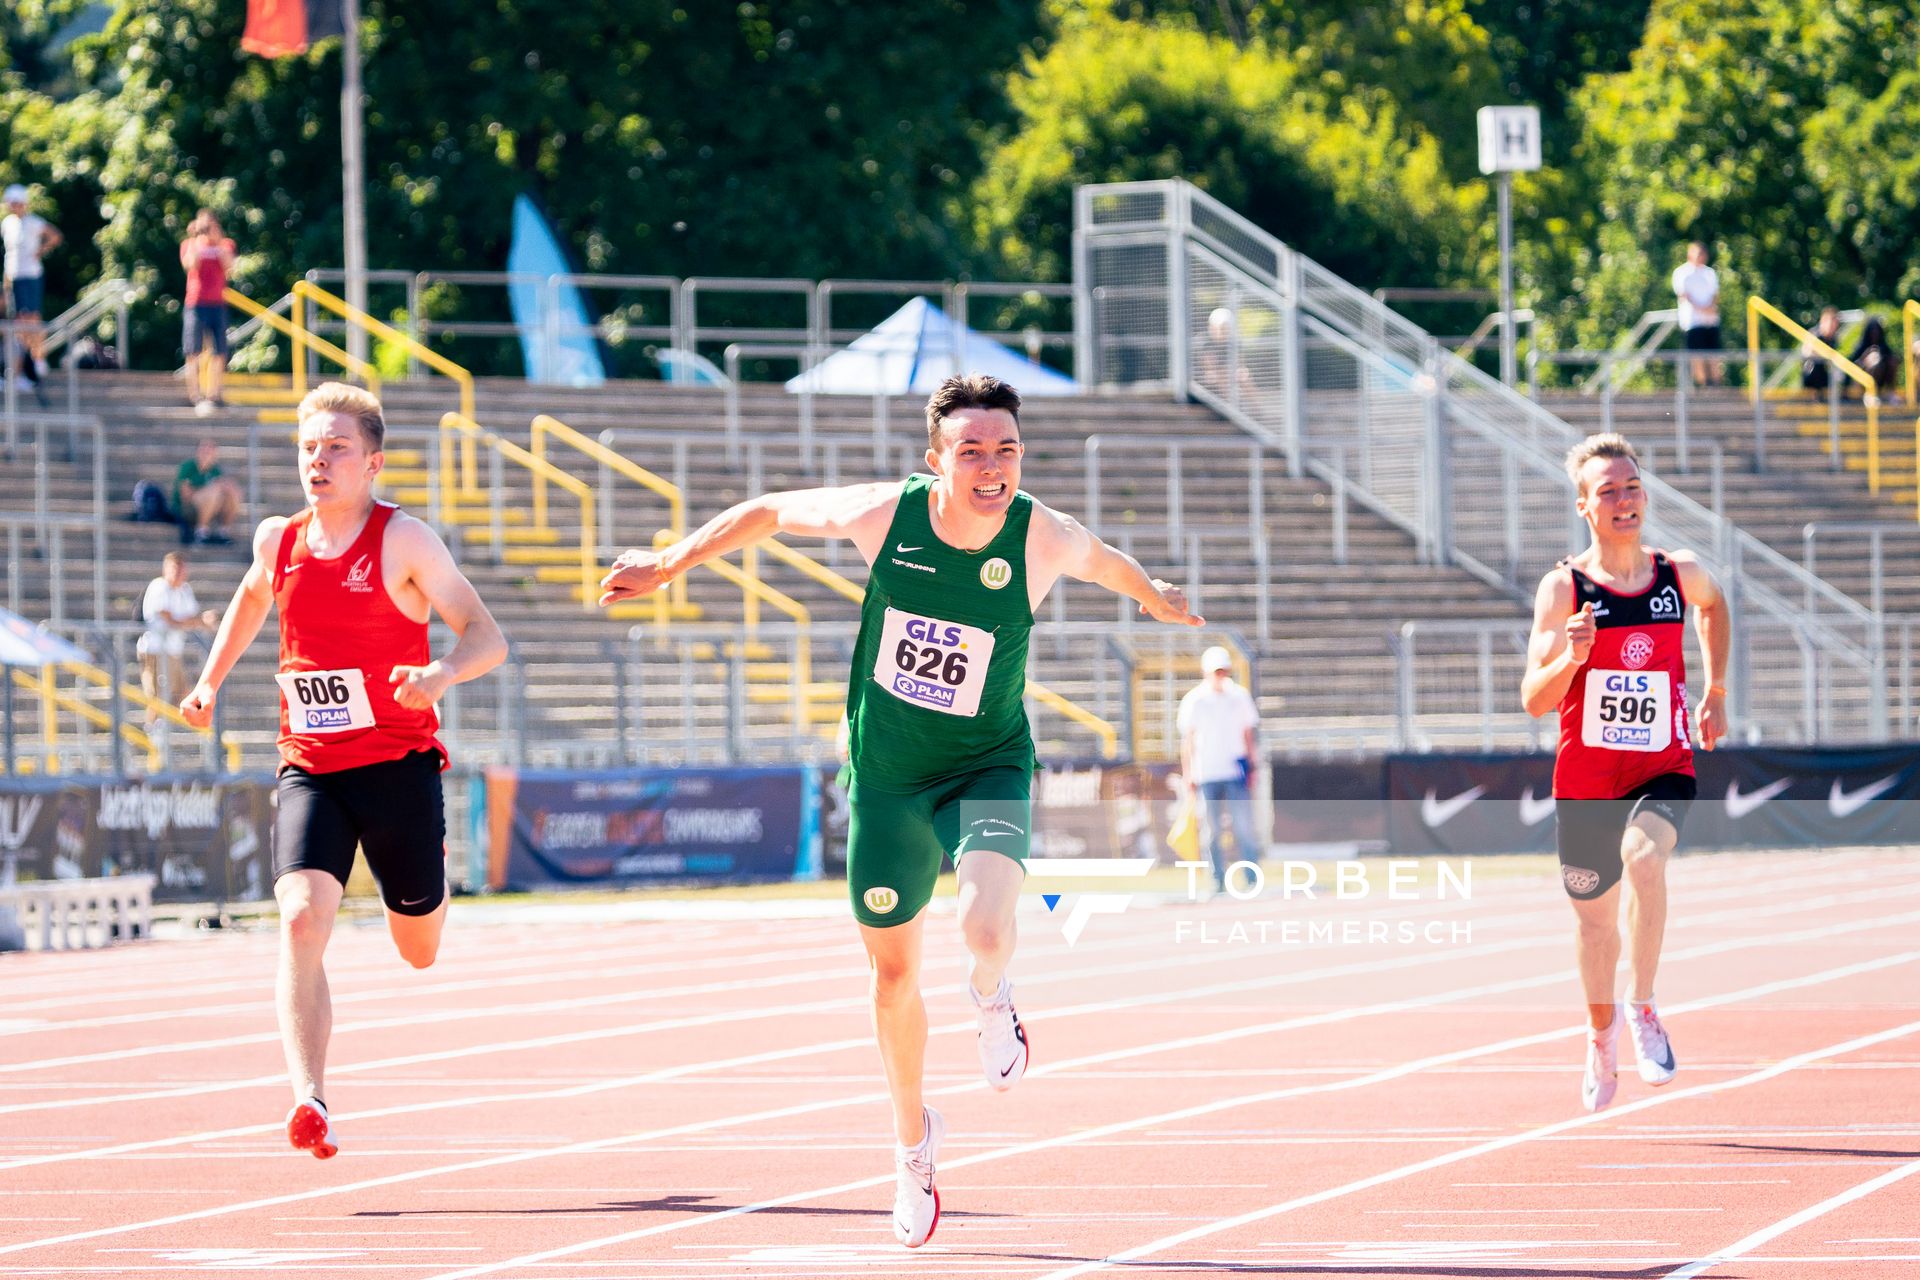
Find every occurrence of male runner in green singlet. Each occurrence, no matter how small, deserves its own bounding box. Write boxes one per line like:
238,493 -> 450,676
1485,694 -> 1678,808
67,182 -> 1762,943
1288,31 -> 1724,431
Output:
599,373 -> 1203,1248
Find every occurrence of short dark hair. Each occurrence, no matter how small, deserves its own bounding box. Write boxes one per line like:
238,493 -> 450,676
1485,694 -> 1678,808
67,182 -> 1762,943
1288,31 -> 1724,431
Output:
924,373 -> 1021,451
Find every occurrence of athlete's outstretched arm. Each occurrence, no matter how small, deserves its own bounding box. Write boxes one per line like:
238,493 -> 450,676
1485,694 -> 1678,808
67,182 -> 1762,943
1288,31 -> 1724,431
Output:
387,516 -> 508,710
1670,551 -> 1730,749
598,482 -> 899,605
180,518 -> 283,727
1028,502 -> 1202,626
1520,569 -> 1592,718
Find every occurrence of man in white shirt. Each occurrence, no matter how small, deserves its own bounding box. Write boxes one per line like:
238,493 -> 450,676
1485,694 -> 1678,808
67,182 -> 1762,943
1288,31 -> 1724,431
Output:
2,184 -> 63,383
1670,241 -> 1721,389
1176,645 -> 1261,893
139,552 -> 216,718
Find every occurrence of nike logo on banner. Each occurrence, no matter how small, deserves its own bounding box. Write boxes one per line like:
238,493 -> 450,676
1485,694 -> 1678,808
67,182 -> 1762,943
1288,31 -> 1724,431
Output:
1421,786 -> 1485,829
1725,777 -> 1793,819
1829,774 -> 1900,818
1519,789 -> 1556,826
895,543 -> 924,553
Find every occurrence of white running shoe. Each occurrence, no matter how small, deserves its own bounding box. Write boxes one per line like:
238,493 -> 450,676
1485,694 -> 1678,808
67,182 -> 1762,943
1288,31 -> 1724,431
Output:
892,1105 -> 943,1248
972,974 -> 1029,1092
286,1097 -> 338,1159
1625,998 -> 1677,1086
1581,1014 -> 1620,1112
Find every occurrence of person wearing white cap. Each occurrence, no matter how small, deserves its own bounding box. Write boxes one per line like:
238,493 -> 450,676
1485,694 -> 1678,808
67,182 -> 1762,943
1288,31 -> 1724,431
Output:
1,184 -> 63,386
1176,645 -> 1261,893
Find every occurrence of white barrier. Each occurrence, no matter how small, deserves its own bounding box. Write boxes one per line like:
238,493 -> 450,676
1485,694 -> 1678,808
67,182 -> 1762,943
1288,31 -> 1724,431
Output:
0,874 -> 156,952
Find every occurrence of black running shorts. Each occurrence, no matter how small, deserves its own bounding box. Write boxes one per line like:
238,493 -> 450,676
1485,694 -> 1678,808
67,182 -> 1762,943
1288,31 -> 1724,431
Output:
274,750 -> 447,915
1555,772 -> 1696,900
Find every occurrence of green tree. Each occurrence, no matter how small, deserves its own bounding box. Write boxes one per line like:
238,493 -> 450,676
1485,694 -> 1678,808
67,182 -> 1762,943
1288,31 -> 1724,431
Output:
1570,0 -> 1915,344
972,10 -> 1488,293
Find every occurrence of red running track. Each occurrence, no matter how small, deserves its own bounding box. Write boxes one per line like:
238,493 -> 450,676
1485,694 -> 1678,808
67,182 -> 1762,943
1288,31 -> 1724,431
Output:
1,847 -> 1917,1279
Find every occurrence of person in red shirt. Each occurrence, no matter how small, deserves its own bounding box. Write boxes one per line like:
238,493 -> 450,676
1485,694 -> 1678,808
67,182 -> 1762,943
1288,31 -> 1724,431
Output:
181,382 -> 506,1159
1522,432 -> 1729,1114
179,209 -> 236,410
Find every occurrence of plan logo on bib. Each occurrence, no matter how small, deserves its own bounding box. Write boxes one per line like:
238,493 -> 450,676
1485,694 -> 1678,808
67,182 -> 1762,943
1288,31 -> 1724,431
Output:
980,557 -> 1012,590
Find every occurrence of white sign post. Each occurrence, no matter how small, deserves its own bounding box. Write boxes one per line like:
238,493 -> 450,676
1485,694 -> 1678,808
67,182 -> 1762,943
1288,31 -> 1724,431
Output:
1476,106 -> 1542,387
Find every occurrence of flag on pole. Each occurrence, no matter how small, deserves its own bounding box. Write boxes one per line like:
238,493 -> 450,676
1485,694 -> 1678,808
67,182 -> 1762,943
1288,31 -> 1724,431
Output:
242,0 -> 346,57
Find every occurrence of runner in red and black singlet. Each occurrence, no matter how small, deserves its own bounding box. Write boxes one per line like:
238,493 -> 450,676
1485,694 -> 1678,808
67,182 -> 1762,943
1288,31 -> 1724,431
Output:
182,383 -> 505,1161
1522,433 -> 1730,1116
1553,550 -> 1696,802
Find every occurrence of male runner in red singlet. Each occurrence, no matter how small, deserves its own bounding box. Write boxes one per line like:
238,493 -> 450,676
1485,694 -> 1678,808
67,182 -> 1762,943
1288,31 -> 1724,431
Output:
1521,432 -> 1730,1112
181,382 -> 506,1158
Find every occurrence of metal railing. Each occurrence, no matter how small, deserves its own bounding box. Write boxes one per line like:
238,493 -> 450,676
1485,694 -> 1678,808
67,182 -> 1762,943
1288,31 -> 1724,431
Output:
298,268 -> 1075,383
1748,296 -> 1885,492
2,514 -> 106,629
1802,521 -> 1920,618
1388,615 -> 1861,750
1075,177 -> 1890,741
2,280 -> 138,446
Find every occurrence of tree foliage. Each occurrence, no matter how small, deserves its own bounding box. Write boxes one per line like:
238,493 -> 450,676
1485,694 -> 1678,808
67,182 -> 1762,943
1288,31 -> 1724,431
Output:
2,0 -> 1917,371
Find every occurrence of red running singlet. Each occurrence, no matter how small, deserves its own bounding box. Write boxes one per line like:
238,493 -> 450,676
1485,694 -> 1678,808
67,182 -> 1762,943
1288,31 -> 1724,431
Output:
271,501 -> 447,774
1553,551 -> 1695,800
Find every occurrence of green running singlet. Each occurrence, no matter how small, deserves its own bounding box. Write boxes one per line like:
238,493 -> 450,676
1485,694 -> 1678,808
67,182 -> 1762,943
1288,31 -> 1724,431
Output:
846,474 -> 1036,793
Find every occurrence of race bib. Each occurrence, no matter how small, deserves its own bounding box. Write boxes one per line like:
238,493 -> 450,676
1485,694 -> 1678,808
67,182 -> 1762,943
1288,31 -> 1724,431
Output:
276,667 -> 376,734
1581,669 -> 1672,752
873,607 -> 996,718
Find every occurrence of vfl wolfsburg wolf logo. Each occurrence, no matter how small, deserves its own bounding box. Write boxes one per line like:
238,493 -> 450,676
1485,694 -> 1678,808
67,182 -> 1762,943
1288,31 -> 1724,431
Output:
980,558 -> 1012,590
863,886 -> 900,915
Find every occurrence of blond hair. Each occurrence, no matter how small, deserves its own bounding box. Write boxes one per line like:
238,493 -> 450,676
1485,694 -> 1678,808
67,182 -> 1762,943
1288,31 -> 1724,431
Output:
1564,432 -> 1639,496
296,382 -> 385,451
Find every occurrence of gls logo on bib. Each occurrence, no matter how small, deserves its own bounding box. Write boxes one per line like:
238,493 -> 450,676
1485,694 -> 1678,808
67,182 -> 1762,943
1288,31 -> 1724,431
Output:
864,886 -> 900,915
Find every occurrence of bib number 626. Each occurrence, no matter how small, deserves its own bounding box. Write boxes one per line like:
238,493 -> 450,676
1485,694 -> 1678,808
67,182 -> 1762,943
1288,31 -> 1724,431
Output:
894,638 -> 967,687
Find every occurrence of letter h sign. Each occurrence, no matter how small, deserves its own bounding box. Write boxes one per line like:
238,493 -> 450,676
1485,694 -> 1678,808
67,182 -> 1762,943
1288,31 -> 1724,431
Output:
1476,106 -> 1542,174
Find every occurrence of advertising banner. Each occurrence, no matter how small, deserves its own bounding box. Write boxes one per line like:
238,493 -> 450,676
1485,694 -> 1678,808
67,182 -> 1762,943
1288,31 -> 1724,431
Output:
0,776 -> 274,903
1385,746 -> 1920,855
484,767 -> 819,890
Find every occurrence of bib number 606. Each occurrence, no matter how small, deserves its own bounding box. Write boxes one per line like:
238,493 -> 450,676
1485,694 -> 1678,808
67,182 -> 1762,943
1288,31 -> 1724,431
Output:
292,674 -> 353,706
894,639 -> 967,687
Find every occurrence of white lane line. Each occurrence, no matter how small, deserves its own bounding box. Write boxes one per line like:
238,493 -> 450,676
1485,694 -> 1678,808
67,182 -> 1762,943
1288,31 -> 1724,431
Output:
0,876 -> 1576,1117
1661,1157 -> 1920,1279
0,875 -> 1905,1262
11,889 -> 1907,1172
1023,1019 -> 1920,1280
413,996 -> 1920,1280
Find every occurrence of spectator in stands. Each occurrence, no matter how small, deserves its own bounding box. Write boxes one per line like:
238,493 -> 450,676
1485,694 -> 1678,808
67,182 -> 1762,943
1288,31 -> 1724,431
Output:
1801,307 -> 1844,396
1848,316 -> 1897,400
175,437 -> 242,545
138,552 -> 217,719
1,183 -> 63,390
1670,242 -> 1721,388
1177,645 -> 1261,894
180,209 -> 236,411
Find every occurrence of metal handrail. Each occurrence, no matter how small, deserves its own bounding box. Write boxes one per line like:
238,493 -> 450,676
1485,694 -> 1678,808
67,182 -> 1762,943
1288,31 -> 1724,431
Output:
440,413 -> 596,609
1802,521 -> 1920,618
1903,299 -> 1918,408
1579,308 -> 1678,393
530,413 -> 686,625
1748,296 -> 1882,491
0,514 -> 106,628
224,287 -> 380,398
1454,307 -> 1534,362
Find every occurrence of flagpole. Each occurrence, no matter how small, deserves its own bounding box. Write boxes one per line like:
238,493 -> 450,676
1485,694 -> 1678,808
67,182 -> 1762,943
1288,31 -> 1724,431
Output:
341,0 -> 368,365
